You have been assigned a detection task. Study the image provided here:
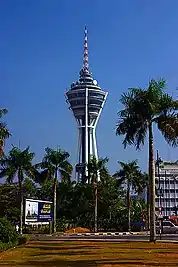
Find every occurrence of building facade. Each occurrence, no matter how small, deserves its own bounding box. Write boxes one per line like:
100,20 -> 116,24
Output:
155,161 -> 178,217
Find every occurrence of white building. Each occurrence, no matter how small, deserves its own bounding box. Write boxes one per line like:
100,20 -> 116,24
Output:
155,161 -> 178,217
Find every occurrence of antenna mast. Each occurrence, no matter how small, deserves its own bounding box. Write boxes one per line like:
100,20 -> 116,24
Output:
83,26 -> 89,72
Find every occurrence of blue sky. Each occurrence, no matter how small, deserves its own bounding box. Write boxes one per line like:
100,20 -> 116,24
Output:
1,0 -> 178,174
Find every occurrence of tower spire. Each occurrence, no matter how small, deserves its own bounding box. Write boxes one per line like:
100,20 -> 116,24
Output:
83,26 -> 89,72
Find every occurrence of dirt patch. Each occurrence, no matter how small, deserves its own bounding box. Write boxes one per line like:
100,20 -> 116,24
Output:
64,227 -> 91,234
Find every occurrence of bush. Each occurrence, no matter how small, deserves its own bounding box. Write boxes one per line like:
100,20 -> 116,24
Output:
0,218 -> 18,244
56,218 -> 69,232
0,218 -> 18,251
18,235 -> 30,245
23,224 -> 50,234
0,241 -> 15,251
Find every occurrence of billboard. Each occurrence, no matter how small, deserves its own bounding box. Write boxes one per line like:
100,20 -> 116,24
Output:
25,199 -> 53,224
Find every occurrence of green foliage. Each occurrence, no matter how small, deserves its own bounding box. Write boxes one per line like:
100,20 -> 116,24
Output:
98,174 -> 127,229
56,218 -> 69,232
113,160 -> 146,193
0,181 -> 37,225
116,78 -> 178,240
0,170 -> 146,233
116,78 -> 178,149
18,235 -> 30,245
0,184 -> 19,221
131,199 -> 147,222
37,179 -> 53,201
0,241 -> 15,251
23,178 -> 37,198
35,147 -> 73,183
0,218 -> 18,250
87,156 -> 109,184
23,225 -> 50,234
0,109 -> 10,157
0,141 -> 147,233
0,147 -> 37,234
0,146 -> 36,183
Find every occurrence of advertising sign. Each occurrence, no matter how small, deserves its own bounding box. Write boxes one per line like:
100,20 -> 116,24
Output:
25,199 -> 53,224
38,202 -> 53,222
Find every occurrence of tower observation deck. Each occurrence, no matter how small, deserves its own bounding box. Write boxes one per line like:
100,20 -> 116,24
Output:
65,27 -> 108,182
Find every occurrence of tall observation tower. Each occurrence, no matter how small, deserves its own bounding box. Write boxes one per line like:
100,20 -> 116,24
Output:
65,27 -> 108,182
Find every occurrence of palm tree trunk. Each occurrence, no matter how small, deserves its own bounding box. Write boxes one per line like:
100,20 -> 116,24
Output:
18,168 -> 23,235
53,169 -> 57,233
148,122 -> 156,242
94,182 -> 98,232
146,185 -> 150,230
127,180 -> 131,232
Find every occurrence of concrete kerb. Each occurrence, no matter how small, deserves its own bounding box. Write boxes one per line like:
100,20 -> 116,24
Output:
32,236 -> 178,244
76,232 -> 149,236
64,231 -> 149,237
32,231 -> 149,238
65,232 -> 132,237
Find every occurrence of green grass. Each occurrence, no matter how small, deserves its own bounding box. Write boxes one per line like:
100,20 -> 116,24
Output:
0,240 -> 178,266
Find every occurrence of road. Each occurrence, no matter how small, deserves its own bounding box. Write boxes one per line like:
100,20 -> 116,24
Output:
31,234 -> 178,242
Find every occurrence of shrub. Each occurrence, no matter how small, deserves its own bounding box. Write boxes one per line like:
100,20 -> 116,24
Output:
38,225 -> 50,234
0,218 -> 18,244
0,218 -> 18,251
56,218 -> 69,232
0,241 -> 15,251
23,224 -> 50,234
18,235 -> 30,245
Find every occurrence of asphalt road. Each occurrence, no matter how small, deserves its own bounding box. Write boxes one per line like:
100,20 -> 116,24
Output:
31,234 -> 178,242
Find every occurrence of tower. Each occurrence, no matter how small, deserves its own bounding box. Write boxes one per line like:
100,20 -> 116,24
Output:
65,27 -> 108,182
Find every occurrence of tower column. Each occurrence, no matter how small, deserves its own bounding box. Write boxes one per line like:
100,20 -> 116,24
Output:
89,127 -> 93,156
85,87 -> 89,177
93,128 -> 98,160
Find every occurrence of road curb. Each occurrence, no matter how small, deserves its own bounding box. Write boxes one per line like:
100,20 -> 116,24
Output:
31,237 -> 178,243
65,232 -> 132,236
32,232 -> 148,237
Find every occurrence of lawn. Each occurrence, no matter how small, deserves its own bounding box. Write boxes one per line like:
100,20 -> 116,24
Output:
0,240 -> 178,266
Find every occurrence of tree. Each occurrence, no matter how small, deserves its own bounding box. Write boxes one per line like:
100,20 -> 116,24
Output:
131,198 -> 147,231
0,179 -> 37,225
99,173 -> 126,231
113,160 -> 144,232
0,109 -> 10,156
116,78 -> 178,241
87,156 -> 108,232
0,146 -> 36,234
138,172 -> 150,230
23,177 -> 37,199
38,147 -> 73,233
0,183 -> 20,224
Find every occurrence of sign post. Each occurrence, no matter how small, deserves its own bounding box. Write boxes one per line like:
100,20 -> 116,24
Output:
25,199 -> 53,226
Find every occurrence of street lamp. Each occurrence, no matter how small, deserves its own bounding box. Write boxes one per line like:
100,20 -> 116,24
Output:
165,171 -> 168,218
173,205 -> 178,216
156,150 -> 164,216
155,150 -> 164,239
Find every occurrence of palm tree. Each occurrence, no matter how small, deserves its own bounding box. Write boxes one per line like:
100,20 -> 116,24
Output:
116,78 -> 178,241
38,147 -> 73,233
0,109 -> 10,157
87,156 -> 108,232
0,146 -> 35,234
113,160 -> 143,232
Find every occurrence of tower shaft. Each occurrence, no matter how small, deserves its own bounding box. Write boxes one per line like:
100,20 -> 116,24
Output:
75,88 -> 108,182
65,27 -> 108,182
